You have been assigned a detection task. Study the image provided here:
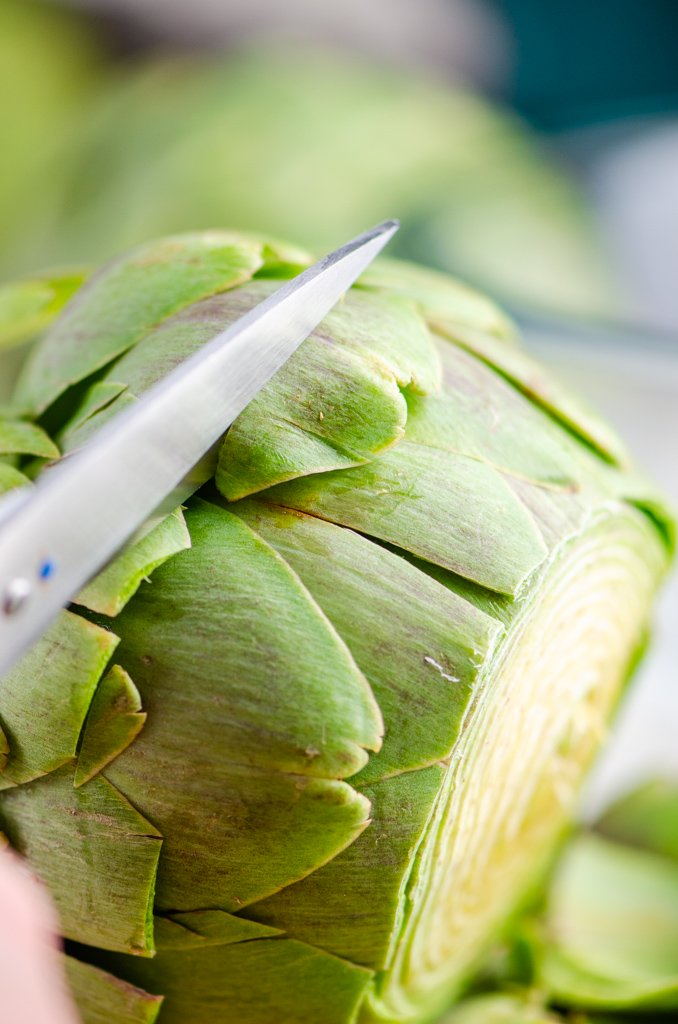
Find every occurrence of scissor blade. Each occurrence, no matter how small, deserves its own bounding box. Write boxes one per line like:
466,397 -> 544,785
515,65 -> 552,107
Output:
0,220 -> 398,677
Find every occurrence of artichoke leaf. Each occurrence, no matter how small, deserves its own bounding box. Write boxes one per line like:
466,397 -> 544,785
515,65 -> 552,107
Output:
596,780 -> 678,862
101,500 -> 381,910
435,326 -> 629,468
15,232 -> 271,416
406,341 -> 578,489
439,993 -> 564,1023
0,463 -> 31,495
217,283 -> 442,499
534,834 -> 678,1010
65,957 -> 163,1024
75,665 -> 147,788
58,380 -> 130,449
108,500 -> 382,780
75,507 -> 191,616
0,417 -> 59,458
99,929 -> 373,1024
0,610 -> 118,787
242,764 -> 445,971
0,269 -> 87,352
317,285 -> 441,396
156,911 -> 281,949
361,257 -> 516,344
263,441 -> 548,596
52,278 -> 440,499
0,765 -> 161,956
234,500 -> 501,781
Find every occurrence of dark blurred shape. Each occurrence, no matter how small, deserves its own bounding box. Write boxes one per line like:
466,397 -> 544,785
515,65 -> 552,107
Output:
62,0 -> 509,87
494,0 -> 678,129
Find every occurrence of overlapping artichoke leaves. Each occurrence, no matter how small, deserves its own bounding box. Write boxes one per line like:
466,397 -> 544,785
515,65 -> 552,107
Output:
0,268 -> 88,403
0,233 -> 671,1023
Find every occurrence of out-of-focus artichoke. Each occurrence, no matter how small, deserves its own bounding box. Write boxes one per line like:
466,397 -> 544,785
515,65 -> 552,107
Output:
0,232 -> 670,1023
2,48 -> 613,318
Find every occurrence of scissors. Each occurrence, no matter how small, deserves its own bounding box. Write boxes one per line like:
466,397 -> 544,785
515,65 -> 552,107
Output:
0,220 -> 399,678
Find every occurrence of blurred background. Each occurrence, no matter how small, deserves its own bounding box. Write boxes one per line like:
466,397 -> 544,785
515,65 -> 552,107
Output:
0,0 -> 676,810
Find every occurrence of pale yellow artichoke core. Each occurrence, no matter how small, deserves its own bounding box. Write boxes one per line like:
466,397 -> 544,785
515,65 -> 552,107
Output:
366,507 -> 664,1022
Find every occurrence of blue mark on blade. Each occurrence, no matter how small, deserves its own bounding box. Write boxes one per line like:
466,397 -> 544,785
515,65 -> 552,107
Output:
38,559 -> 55,581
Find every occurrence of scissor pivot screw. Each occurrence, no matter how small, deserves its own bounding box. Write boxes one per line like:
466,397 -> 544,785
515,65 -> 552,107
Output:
2,578 -> 32,616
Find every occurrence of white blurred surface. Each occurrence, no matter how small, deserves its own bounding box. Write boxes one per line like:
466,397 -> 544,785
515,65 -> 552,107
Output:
527,331 -> 678,816
591,120 -> 678,332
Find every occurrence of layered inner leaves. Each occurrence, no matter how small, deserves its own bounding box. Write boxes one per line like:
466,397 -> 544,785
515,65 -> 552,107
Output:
0,235 -> 673,1024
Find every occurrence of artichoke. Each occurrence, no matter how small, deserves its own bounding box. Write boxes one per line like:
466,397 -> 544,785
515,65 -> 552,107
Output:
524,781 -> 678,1014
0,232 -> 671,1024
2,48 -> 613,318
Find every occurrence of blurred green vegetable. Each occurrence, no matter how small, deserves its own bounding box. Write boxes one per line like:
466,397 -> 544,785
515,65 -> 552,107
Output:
0,269 -> 88,403
0,231 -> 669,1023
0,0 -> 101,399
2,48 -> 613,317
497,782 -> 678,1019
535,833 -> 678,1012
596,779 -> 678,862
0,0 -> 102,261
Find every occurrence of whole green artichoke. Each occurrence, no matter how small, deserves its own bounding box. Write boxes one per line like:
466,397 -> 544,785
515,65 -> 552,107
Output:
0,232 -> 671,1024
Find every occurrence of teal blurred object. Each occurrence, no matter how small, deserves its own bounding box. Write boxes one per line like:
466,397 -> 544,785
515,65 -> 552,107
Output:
495,0 -> 678,130
2,47 -> 614,319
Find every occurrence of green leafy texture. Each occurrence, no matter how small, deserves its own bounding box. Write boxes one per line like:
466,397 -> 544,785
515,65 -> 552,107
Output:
75,665 -> 147,788
65,956 -> 163,1024
59,379 -> 129,441
596,780 -> 678,862
405,341 -> 579,489
0,765 -> 161,955
217,284 -> 441,499
0,270 -> 87,352
0,462 -> 30,494
320,285 -> 441,394
439,993 -> 563,1023
233,500 -> 501,781
99,915 -> 373,1024
504,477 -> 592,554
243,765 -> 445,971
75,508 -> 191,615
55,279 -> 440,498
536,834 -> 678,1010
0,610 -> 118,787
367,507 -> 668,1023
261,441 -> 548,596
15,232 -> 277,416
0,417 -> 58,458
362,257 -> 516,345
102,499 -> 380,910
0,237 -> 671,1024
438,328 -> 628,468
157,910 -> 282,947
363,259 -> 627,467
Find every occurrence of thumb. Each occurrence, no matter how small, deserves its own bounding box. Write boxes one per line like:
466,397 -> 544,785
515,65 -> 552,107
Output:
0,845 -> 80,1024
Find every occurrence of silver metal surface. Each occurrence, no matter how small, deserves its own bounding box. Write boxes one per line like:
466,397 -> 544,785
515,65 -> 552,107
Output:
0,220 -> 398,678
